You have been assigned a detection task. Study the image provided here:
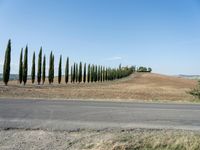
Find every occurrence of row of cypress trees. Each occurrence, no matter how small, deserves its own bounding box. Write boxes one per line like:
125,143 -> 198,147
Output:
2,40 -> 135,85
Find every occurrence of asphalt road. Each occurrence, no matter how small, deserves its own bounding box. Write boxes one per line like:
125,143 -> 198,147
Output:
0,99 -> 200,131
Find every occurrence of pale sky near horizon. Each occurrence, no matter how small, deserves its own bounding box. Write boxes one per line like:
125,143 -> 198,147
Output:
0,0 -> 200,75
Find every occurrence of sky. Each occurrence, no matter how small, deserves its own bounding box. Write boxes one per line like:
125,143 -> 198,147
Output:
0,0 -> 200,75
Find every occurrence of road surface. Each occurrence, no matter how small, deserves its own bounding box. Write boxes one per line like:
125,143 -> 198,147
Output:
0,99 -> 200,131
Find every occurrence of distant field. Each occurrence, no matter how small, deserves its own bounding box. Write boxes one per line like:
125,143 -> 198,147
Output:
0,73 -> 197,102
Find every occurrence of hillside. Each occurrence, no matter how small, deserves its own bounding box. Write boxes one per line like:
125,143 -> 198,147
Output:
0,73 -> 197,102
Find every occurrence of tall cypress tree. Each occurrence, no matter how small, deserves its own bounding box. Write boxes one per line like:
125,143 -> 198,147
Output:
52,55 -> 54,83
31,52 -> 35,84
100,66 -> 103,82
72,63 -> 75,83
58,55 -> 62,84
31,51 -> 35,84
105,67 -> 108,81
3,39 -> 11,86
83,63 -> 86,83
42,55 -> 46,84
76,63 -> 78,83
19,48 -> 23,84
87,64 -> 90,83
79,62 -> 82,83
102,67 -> 105,82
71,65 -> 73,83
91,65 -> 94,82
23,45 -> 28,85
48,52 -> 53,84
95,65 -> 97,82
65,57 -> 69,84
37,47 -> 42,85
97,66 -> 101,82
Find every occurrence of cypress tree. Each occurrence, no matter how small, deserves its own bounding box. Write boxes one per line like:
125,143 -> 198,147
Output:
76,63 -> 78,83
79,62 -> 82,83
73,63 -> 76,83
95,65 -> 98,82
65,57 -> 69,84
87,64 -> 90,83
102,67 -> 105,82
83,63 -> 86,83
42,55 -> 46,84
52,55 -> 54,83
48,52 -> 53,84
100,66 -> 103,82
105,68 -> 108,81
23,45 -> 28,85
37,47 -> 42,85
97,65 -> 100,82
71,65 -> 73,83
3,39 -> 11,86
58,55 -> 62,84
31,52 -> 35,84
19,48 -> 23,84
90,65 -> 94,82
91,65 -> 93,82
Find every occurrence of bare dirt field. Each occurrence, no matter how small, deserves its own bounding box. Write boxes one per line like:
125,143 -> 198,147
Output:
0,129 -> 200,150
0,73 -> 197,102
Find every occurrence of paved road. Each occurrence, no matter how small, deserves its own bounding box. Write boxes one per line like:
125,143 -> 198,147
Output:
0,99 -> 200,131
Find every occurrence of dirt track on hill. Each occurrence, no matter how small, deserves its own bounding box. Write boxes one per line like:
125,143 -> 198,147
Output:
0,73 -> 197,102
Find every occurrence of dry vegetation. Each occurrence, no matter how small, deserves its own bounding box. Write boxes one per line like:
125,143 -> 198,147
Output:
0,129 -> 200,150
0,73 -> 197,102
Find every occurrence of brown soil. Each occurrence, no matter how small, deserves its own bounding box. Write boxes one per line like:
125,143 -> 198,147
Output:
0,73 -> 197,102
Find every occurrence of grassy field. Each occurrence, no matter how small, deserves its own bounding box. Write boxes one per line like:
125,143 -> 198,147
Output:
0,129 -> 200,150
0,73 -> 197,102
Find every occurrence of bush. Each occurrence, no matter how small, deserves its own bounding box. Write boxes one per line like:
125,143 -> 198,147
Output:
188,80 -> 200,100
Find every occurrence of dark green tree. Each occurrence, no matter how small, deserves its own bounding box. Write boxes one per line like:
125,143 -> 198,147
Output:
73,63 -> 76,83
83,63 -> 86,83
105,68 -> 108,81
37,47 -> 42,85
31,52 -> 35,84
91,65 -> 94,82
79,62 -> 82,83
23,45 -> 28,85
3,39 -> 11,86
94,65 -> 98,82
71,65 -> 73,83
97,65 -> 100,82
42,55 -> 46,84
48,52 -> 52,84
65,57 -> 69,84
102,67 -> 105,82
58,55 -> 62,84
52,55 -> 54,83
87,64 -> 90,83
76,63 -> 78,83
19,48 -> 23,84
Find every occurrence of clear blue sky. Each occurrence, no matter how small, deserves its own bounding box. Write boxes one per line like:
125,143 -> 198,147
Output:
0,0 -> 200,75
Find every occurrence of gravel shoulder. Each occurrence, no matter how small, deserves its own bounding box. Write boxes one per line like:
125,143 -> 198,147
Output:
0,129 -> 200,150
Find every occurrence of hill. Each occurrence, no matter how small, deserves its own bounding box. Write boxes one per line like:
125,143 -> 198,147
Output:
178,74 -> 200,80
0,73 -> 197,102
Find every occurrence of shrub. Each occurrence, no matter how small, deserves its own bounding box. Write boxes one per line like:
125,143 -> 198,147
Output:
188,80 -> 200,100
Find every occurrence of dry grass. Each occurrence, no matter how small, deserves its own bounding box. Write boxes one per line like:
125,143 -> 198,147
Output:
0,129 -> 200,150
0,73 -> 197,102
